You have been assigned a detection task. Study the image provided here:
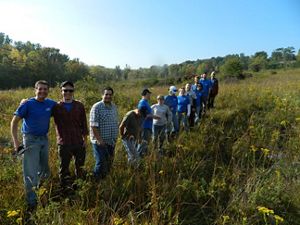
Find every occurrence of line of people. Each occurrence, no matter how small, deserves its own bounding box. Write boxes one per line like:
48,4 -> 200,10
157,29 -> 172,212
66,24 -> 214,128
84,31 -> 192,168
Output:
119,71 -> 218,164
10,71 -> 218,211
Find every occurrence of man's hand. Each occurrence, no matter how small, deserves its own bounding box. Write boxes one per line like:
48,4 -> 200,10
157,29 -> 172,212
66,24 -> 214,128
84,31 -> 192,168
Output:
96,139 -> 105,147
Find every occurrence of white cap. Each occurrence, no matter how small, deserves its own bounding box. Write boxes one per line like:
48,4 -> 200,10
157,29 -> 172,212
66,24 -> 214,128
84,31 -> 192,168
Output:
169,86 -> 177,94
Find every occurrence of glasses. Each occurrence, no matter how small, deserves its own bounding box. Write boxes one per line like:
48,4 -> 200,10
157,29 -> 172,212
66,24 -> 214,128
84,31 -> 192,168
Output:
62,89 -> 74,93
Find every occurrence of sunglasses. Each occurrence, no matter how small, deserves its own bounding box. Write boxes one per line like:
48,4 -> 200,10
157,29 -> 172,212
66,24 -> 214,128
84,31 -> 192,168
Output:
63,89 -> 74,93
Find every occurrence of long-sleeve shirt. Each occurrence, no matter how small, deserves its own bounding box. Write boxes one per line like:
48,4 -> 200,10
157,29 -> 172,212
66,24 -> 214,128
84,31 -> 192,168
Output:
90,101 -> 119,146
151,104 -> 172,126
52,100 -> 88,145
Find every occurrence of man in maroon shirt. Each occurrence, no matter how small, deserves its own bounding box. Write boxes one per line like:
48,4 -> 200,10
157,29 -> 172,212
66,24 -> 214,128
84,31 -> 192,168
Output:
52,81 -> 88,191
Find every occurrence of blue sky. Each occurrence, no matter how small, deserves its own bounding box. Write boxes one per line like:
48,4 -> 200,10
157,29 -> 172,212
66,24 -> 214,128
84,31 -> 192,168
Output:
1,0 -> 299,68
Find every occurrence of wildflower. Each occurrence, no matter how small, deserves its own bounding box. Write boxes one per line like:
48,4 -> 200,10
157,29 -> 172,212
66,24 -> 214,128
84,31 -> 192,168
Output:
16,217 -> 22,225
250,145 -> 257,152
222,215 -> 230,223
7,210 -> 20,217
159,170 -> 164,175
242,217 -> 247,224
260,148 -> 270,156
257,206 -> 274,216
113,217 -> 124,225
274,214 -> 284,223
280,120 -> 288,126
38,187 -> 47,196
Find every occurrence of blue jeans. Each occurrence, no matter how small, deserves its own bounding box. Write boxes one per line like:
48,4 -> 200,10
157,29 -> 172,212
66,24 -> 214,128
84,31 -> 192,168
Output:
92,144 -> 114,180
153,124 -> 166,152
166,112 -> 179,135
195,106 -> 202,123
23,134 -> 49,207
122,138 -> 147,164
141,128 -> 152,143
171,112 -> 179,133
178,112 -> 189,132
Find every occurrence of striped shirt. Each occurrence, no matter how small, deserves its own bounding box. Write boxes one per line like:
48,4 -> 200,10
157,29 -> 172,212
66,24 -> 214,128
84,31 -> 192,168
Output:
90,101 -> 119,146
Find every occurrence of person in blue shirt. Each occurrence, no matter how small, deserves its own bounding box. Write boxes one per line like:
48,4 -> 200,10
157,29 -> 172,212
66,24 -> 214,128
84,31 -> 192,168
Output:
199,73 -> 212,114
164,86 -> 179,136
177,88 -> 190,132
194,83 -> 204,123
191,75 -> 199,93
137,88 -> 160,155
11,80 -> 56,210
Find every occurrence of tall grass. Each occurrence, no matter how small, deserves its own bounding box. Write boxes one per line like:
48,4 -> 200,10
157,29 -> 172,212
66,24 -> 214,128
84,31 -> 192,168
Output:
0,69 -> 300,224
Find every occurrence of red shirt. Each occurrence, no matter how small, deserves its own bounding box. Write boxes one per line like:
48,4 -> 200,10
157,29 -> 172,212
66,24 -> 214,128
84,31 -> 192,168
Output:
52,100 -> 88,145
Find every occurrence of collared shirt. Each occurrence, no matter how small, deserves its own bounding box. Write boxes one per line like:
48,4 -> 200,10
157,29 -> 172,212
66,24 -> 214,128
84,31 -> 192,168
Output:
90,101 -> 119,146
52,100 -> 88,145
14,97 -> 56,136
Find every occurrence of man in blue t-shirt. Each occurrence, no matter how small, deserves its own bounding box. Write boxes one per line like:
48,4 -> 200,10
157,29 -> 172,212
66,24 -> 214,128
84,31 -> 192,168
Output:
137,88 -> 159,155
164,86 -> 179,135
11,80 -> 56,210
199,73 -> 212,113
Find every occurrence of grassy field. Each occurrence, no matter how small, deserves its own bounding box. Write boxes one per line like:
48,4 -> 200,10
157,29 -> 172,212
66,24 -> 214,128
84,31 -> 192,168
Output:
0,69 -> 300,224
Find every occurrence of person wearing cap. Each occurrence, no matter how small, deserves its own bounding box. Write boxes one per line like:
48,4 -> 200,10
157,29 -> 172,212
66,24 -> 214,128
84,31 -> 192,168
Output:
177,87 -> 190,132
90,87 -> 119,180
11,80 -> 56,210
208,71 -> 219,109
151,95 -> 172,154
119,108 -> 147,164
137,89 -> 159,152
164,86 -> 179,136
52,81 -> 88,192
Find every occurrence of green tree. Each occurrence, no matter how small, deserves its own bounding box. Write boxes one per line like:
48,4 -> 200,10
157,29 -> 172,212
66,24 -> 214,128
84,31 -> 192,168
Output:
249,51 -> 268,72
221,56 -> 243,78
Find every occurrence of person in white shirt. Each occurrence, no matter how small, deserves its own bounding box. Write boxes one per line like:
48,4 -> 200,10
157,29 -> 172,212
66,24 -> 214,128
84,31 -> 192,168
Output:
151,95 -> 172,154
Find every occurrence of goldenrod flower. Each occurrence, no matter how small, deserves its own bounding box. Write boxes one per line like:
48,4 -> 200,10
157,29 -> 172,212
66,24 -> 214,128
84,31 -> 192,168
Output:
274,214 -> 284,223
222,215 -> 230,223
16,217 -> 22,225
38,187 -> 47,196
7,210 -> 20,217
260,148 -> 270,156
257,206 -> 274,215
250,145 -> 257,152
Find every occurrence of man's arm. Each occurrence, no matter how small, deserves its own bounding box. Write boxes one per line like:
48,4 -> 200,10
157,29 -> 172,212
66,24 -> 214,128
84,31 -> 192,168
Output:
119,122 -> 125,138
91,126 -> 105,146
80,104 -> 89,147
11,115 -> 22,150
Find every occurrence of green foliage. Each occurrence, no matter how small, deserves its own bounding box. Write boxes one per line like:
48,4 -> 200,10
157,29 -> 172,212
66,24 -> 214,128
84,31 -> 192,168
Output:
1,68 -> 300,224
220,56 -> 243,78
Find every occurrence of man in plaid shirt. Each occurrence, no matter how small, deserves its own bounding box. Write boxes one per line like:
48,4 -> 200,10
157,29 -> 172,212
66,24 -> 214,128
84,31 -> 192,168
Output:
52,81 -> 88,192
90,87 -> 119,180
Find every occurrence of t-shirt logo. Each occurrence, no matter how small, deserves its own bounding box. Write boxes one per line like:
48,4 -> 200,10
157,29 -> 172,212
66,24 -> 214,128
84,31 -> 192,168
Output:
46,108 -> 51,111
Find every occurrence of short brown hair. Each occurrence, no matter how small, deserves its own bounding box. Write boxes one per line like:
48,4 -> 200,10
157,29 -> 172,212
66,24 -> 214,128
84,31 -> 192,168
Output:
35,80 -> 49,89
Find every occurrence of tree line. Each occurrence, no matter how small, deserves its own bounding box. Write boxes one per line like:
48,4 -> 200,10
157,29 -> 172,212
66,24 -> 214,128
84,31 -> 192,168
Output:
1,32 -> 300,89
